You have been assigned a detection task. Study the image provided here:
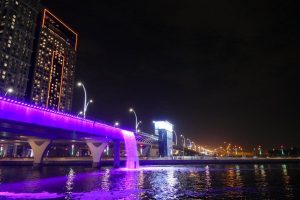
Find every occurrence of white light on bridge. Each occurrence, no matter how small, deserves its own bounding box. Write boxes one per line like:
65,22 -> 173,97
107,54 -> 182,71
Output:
153,121 -> 173,132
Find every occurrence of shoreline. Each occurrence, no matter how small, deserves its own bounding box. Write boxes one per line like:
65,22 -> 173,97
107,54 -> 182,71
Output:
0,157 -> 300,167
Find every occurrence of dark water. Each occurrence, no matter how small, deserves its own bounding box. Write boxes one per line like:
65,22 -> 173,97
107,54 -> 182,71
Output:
0,164 -> 299,199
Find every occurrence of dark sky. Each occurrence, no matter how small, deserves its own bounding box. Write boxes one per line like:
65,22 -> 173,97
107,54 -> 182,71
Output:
41,0 -> 299,150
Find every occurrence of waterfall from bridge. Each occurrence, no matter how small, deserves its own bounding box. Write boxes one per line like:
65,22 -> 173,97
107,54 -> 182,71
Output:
122,130 -> 139,169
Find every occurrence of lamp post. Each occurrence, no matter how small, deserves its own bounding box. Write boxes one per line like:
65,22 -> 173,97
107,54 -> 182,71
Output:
180,135 -> 186,147
114,121 -> 120,127
281,145 -> 284,156
77,82 -> 93,118
258,146 -> 262,156
191,141 -> 196,151
77,111 -> 83,117
173,131 -> 178,146
187,138 -> 191,149
180,134 -> 185,157
85,99 -> 93,113
129,108 -> 140,134
4,88 -> 13,96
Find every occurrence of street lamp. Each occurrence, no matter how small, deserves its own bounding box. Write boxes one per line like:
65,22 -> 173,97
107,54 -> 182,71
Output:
86,99 -> 93,112
192,141 -> 197,151
4,87 -> 13,96
180,134 -> 186,147
187,138 -> 191,149
77,82 -> 93,118
114,121 -> 120,127
281,145 -> 285,156
180,134 -> 185,157
173,131 -> 178,146
77,111 -> 83,117
129,108 -> 140,134
258,146 -> 262,156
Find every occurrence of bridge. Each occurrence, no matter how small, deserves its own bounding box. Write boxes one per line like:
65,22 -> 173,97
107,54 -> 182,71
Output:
0,97 -> 139,168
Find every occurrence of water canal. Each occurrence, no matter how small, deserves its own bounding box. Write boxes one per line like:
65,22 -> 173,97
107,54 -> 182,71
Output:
0,164 -> 299,199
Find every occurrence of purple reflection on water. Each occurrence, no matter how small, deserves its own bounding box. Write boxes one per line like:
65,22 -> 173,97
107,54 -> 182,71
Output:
0,165 -> 300,199
0,192 -> 62,199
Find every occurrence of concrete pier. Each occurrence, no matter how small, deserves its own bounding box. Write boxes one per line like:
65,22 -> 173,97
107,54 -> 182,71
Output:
28,140 -> 51,169
86,142 -> 107,168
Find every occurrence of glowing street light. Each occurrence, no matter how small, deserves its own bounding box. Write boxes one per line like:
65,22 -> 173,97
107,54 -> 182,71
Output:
180,134 -> 186,147
71,144 -> 75,156
258,146 -> 262,156
281,145 -> 285,156
114,121 -> 120,127
129,108 -> 141,134
86,99 -> 93,111
106,145 -> 109,156
180,134 -> 185,156
77,111 -> 83,117
4,87 -> 13,96
77,82 -> 93,118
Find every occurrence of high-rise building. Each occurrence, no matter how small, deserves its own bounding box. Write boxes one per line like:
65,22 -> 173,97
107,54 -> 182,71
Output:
30,9 -> 77,112
0,0 -> 39,99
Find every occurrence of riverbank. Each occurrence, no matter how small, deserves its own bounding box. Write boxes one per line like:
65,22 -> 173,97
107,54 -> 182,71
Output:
1,157 -> 300,167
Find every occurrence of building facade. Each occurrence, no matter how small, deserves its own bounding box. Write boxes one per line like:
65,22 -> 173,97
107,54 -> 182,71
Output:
0,0 -> 39,99
30,9 -> 77,111
153,121 -> 174,157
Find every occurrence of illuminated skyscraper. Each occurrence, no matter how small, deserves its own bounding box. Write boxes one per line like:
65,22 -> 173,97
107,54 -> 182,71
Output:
0,0 -> 39,99
30,9 -> 77,111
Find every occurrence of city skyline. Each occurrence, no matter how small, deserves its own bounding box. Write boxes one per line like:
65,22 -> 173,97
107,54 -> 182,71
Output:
41,0 -> 299,149
0,1 -> 299,199
0,0 -> 39,99
30,8 -> 77,111
0,0 -> 77,112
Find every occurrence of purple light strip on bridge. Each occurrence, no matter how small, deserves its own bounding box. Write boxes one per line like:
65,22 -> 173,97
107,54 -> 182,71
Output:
0,97 -> 139,168
0,97 -> 126,140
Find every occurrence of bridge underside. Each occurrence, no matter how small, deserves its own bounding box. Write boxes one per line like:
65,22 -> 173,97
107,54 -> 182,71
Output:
0,119 -> 109,142
0,98 -> 139,168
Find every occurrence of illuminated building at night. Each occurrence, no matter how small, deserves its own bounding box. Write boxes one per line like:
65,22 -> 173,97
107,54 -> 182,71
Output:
0,0 -> 39,99
29,9 -> 77,111
153,121 -> 174,157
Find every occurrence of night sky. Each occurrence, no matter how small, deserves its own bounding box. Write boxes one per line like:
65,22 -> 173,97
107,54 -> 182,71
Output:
42,0 -> 299,150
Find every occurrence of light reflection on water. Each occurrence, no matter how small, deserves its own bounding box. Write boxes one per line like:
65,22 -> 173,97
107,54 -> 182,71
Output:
282,164 -> 294,199
65,168 -> 75,199
0,164 -> 299,199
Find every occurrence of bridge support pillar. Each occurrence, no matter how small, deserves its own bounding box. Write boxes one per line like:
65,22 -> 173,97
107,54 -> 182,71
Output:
141,145 -> 151,157
86,142 -> 107,168
28,140 -> 51,169
113,140 -> 120,168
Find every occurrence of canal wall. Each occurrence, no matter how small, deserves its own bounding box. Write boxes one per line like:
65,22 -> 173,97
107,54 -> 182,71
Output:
1,157 -> 300,167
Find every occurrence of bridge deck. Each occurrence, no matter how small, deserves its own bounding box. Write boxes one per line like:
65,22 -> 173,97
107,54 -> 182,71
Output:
0,97 -> 131,141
